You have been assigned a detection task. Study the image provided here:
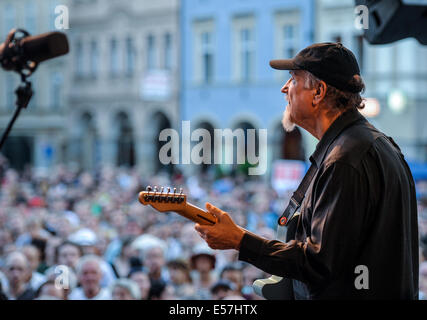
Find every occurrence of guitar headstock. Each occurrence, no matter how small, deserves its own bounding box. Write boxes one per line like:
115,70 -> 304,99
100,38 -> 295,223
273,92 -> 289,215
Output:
138,186 -> 187,213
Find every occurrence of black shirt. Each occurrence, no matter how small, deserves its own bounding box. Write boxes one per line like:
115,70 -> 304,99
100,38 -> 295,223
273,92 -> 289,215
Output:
239,108 -> 419,299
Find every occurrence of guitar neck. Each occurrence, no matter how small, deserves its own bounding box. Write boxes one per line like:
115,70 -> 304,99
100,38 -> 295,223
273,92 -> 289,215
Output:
176,202 -> 216,225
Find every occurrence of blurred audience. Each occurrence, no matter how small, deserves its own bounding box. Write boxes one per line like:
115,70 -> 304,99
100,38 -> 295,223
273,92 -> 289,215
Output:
0,161 -> 426,300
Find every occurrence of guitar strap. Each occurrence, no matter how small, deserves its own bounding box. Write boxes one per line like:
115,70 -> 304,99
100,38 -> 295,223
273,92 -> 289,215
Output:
252,162 -> 318,300
276,162 -> 317,242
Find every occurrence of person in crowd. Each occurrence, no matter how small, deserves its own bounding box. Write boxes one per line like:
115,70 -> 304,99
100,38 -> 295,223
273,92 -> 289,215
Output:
35,279 -> 66,300
111,278 -> 141,300
190,243 -> 217,300
128,267 -> 151,300
55,240 -> 83,272
3,251 -> 36,300
219,263 -> 244,298
21,244 -> 46,291
166,259 -> 195,299
148,279 -> 176,300
68,254 -> 111,300
110,236 -> 139,278
142,241 -> 169,283
210,279 -> 237,300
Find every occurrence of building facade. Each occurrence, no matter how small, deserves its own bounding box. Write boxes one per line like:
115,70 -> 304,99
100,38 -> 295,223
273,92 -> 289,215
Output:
180,0 -> 316,177
67,0 -> 180,174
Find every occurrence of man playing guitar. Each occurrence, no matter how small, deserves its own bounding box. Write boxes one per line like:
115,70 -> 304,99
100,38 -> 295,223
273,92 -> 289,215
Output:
193,43 -> 419,300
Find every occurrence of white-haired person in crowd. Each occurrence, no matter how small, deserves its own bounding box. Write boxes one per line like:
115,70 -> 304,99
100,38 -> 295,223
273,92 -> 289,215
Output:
68,254 -> 112,300
3,251 -> 36,300
139,238 -> 169,284
111,278 -> 141,300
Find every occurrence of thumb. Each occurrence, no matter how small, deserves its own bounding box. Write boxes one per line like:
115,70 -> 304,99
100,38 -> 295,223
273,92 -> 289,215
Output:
206,202 -> 224,222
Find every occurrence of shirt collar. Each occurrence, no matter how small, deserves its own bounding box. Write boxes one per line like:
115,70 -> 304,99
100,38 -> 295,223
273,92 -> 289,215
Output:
309,108 -> 365,168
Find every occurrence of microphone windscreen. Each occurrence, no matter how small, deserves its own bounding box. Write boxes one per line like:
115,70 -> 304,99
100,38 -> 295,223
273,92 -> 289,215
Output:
21,32 -> 69,63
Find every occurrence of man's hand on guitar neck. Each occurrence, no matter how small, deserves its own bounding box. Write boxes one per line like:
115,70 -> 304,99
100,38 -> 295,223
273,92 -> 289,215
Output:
195,202 -> 246,251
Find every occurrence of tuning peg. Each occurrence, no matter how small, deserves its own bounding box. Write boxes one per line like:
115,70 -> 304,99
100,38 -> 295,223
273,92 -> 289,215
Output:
146,186 -> 152,192
167,187 -> 171,194
154,186 -> 158,192
160,187 -> 165,194
173,187 -> 177,194
179,188 -> 183,195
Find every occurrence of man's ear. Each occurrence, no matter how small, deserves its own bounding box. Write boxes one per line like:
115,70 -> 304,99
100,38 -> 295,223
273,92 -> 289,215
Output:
313,80 -> 327,106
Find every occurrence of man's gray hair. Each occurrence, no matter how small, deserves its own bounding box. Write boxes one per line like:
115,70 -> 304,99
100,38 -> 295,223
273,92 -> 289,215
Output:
75,254 -> 103,276
110,278 -> 141,300
299,70 -> 366,112
5,251 -> 30,269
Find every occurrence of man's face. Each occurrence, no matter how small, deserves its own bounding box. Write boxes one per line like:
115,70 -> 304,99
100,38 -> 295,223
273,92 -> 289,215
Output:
194,255 -> 214,272
130,271 -> 151,299
22,246 -> 40,271
281,70 -> 316,132
79,261 -> 102,291
58,244 -> 81,269
144,247 -> 164,274
6,256 -> 30,286
222,270 -> 243,291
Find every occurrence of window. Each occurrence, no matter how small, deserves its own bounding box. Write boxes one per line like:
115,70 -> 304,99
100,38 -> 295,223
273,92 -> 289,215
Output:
201,31 -> 214,83
275,12 -> 300,58
282,24 -> 298,58
232,16 -> 256,82
274,11 -> 300,79
110,38 -> 119,76
164,33 -> 172,70
50,72 -> 63,109
240,28 -> 255,82
75,40 -> 84,77
126,37 -> 136,76
147,34 -> 156,70
90,40 -> 98,77
193,19 -> 215,84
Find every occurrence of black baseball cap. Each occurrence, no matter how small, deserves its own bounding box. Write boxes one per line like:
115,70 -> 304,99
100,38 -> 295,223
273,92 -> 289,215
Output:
270,42 -> 361,93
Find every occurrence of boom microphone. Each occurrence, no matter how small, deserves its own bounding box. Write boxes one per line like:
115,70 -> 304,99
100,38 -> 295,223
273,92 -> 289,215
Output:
0,29 -> 69,73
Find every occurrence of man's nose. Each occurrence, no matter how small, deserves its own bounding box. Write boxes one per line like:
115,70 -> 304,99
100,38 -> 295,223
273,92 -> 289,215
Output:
281,78 -> 291,94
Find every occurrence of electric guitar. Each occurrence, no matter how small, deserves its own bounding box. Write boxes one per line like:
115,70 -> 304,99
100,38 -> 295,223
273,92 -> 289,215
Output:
138,186 -> 217,225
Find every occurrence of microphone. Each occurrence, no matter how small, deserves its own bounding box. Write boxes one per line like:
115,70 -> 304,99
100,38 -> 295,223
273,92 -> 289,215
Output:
0,29 -> 69,73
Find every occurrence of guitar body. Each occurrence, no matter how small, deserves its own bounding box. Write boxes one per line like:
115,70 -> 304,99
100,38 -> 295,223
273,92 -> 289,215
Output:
253,276 -> 294,300
252,212 -> 300,300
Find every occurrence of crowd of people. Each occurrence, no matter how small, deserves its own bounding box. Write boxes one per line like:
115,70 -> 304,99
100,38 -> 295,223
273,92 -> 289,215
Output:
0,155 -> 426,300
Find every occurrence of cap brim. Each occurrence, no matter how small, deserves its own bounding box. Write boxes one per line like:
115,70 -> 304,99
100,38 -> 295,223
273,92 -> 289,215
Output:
269,59 -> 300,70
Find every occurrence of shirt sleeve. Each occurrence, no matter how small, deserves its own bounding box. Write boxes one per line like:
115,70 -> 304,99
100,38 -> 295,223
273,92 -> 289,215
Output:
238,161 -> 371,287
